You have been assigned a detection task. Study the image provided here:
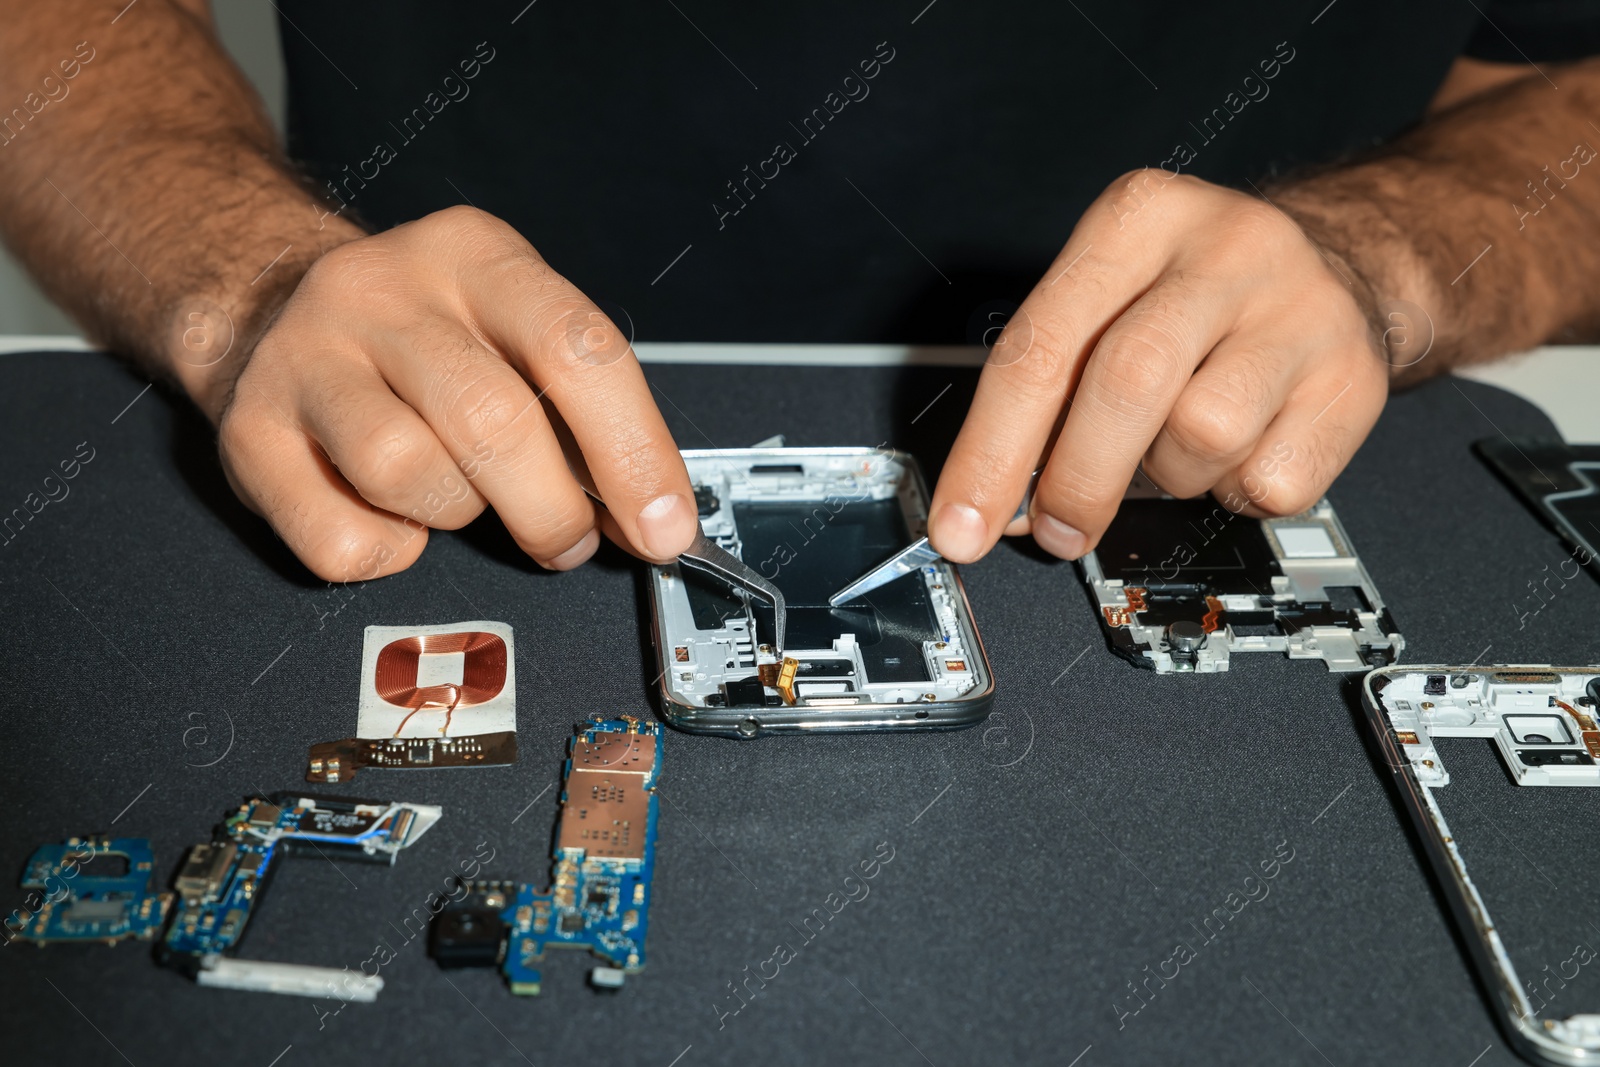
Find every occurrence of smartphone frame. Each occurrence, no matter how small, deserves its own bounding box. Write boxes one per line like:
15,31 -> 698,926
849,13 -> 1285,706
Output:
646,446 -> 995,737
1363,664 -> 1600,1066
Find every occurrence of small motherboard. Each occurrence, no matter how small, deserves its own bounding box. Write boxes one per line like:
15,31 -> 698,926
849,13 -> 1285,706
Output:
160,793 -> 441,998
432,716 -> 661,993
1375,669 -> 1600,788
12,836 -> 170,945
1083,486 -> 1402,673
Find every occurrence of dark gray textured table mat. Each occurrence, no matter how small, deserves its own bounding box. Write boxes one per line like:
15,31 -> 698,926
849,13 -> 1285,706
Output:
0,350 -> 1595,1067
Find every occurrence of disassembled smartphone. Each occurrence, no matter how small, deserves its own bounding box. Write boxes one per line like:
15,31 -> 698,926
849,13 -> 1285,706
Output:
159,793 -> 441,999
1477,437 -> 1600,572
307,621 -> 518,783
1365,666 -> 1599,1065
432,716 -> 661,993
1082,480 -> 1403,672
647,447 -> 994,737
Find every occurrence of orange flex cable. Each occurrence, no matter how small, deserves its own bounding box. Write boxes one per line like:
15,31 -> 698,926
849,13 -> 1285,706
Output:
1552,698 -> 1597,731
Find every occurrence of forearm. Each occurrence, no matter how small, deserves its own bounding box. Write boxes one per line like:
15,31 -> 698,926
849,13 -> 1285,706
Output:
0,0 -> 362,419
1271,59 -> 1600,384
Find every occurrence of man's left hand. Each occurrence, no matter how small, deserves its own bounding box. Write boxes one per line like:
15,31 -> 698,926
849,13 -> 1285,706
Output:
928,170 -> 1391,563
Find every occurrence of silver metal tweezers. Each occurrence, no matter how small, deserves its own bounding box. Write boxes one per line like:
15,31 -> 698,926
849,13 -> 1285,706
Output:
679,526 -> 787,654
578,477 -> 788,653
828,470 -> 1040,606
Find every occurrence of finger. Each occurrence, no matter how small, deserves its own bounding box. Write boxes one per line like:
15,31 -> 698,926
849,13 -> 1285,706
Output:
544,526 -> 603,570
1212,368 -> 1386,517
538,402 -> 663,567
929,171 -> 1225,562
376,322 -> 602,568
297,359 -> 487,531
1140,334 -> 1306,500
1030,270 -> 1242,560
929,241 -> 1170,562
219,396 -> 426,582
447,211 -> 698,562
595,508 -> 648,561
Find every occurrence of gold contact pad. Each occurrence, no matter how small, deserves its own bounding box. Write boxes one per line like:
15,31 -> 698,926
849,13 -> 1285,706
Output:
557,732 -> 658,863
557,769 -> 651,861
573,731 -> 657,774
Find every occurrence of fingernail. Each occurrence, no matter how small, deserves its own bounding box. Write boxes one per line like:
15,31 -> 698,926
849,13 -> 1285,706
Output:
546,528 -> 600,571
637,493 -> 696,559
932,503 -> 988,562
1033,513 -> 1087,560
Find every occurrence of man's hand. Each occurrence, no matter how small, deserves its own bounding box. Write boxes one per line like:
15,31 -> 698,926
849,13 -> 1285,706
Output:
928,170 -> 1391,564
217,206 -> 699,582
0,5 -> 698,583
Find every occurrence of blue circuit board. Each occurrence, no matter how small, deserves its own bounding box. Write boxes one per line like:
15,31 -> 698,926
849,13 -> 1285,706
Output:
14,836 -> 170,945
162,793 -> 442,965
434,717 -> 661,993
507,717 -> 661,992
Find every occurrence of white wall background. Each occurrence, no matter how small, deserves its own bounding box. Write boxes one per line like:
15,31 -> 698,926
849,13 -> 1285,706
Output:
0,1 -> 286,335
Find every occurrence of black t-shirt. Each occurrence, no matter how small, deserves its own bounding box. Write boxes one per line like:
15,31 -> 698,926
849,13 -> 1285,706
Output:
276,1 -> 1600,344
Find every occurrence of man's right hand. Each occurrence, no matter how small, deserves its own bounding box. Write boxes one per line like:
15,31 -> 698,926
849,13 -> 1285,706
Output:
215,206 -> 699,582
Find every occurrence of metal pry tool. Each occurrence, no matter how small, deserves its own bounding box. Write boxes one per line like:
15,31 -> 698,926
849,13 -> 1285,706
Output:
678,525 -> 787,655
828,470 -> 1039,607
